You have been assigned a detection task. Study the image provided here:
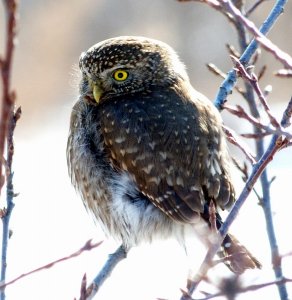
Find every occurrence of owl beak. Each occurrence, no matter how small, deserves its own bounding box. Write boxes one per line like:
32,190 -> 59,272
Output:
93,84 -> 103,104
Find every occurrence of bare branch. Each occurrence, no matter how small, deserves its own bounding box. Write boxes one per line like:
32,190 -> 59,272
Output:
0,0 -> 18,193
224,104 -> 292,140
0,2 -> 19,299
230,55 -> 280,128
213,0 -> 289,109
217,0 -> 292,69
0,240 -> 102,291
222,125 -> 256,164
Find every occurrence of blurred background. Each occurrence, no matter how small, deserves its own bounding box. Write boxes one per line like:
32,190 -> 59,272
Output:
0,0 -> 292,299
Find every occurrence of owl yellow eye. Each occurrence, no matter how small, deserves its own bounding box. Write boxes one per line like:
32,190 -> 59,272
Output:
113,69 -> 128,81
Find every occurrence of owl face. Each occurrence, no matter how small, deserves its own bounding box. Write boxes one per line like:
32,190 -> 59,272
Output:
78,36 -> 188,104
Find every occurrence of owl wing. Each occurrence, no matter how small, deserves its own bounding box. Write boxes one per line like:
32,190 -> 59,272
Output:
99,89 -> 234,223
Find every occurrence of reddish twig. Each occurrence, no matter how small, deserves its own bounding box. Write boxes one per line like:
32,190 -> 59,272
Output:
0,240 -> 103,291
217,0 -> 292,69
0,0 -> 18,193
224,104 -> 292,140
230,55 -> 280,128
222,125 -> 256,164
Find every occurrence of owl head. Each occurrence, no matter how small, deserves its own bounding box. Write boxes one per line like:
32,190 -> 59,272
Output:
78,36 -> 189,104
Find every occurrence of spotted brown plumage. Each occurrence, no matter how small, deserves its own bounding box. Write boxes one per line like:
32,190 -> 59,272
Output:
67,36 -> 261,273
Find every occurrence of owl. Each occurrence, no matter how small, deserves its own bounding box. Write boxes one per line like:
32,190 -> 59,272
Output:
67,36 -> 261,273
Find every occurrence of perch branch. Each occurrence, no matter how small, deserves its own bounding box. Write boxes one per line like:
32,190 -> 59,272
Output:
80,244 -> 128,300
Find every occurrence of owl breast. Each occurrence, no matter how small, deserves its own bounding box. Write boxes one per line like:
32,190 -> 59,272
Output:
67,99 -> 186,247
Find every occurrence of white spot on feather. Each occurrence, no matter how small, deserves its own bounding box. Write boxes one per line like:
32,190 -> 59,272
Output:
142,164 -> 154,174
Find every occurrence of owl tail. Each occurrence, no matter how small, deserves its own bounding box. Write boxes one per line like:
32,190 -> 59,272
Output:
201,203 -> 261,273
219,233 -> 262,274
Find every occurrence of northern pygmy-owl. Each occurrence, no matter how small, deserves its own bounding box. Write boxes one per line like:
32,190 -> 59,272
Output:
67,36 -> 261,273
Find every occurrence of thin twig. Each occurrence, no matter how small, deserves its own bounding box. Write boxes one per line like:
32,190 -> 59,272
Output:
257,65 -> 267,81
0,239 -> 102,291
224,104 -> 292,140
245,0 -> 266,17
230,55 -> 280,128
225,44 -> 240,58
222,125 -> 256,164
